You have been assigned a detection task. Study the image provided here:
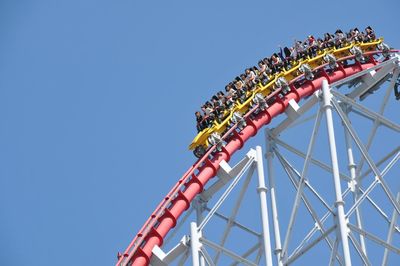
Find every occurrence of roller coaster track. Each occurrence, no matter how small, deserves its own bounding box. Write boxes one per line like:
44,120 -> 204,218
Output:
116,43 -> 400,266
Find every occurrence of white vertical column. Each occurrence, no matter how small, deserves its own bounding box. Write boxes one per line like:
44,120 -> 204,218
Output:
194,198 -> 204,225
190,222 -> 201,266
256,146 -> 274,266
266,131 -> 283,266
194,198 -> 206,266
321,79 -> 352,266
342,107 -> 367,256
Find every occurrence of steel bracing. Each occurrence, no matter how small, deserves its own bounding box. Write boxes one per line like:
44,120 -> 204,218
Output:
112,42 -> 400,266
148,56 -> 400,265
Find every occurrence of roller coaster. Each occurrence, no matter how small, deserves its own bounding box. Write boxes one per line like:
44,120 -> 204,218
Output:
117,30 -> 400,266
190,38 -> 388,158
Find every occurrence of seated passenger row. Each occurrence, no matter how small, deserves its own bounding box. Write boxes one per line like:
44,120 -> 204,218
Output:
195,26 -> 377,132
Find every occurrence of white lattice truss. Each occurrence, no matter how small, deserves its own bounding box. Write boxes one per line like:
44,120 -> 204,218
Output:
150,55 -> 400,266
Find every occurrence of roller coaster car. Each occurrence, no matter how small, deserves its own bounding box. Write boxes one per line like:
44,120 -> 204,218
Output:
189,38 -> 384,158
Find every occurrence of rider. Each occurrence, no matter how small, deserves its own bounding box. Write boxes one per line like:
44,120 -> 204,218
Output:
257,60 -> 270,85
245,68 -> 258,90
364,26 -> 376,42
195,111 -> 207,132
334,29 -> 346,48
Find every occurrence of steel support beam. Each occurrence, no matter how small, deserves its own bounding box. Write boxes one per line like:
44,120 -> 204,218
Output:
348,232 -> 371,266
332,90 -> 400,133
274,149 -> 344,265
198,156 -> 255,231
321,79 -> 352,266
159,56 -> 400,266
230,242 -> 261,266
272,93 -> 319,136
200,237 -> 258,266
150,237 -> 189,266
332,99 -> 400,215
265,130 -> 283,266
347,66 -> 400,178
213,166 -> 254,264
273,137 -> 352,182
203,208 -> 261,237
286,225 -> 337,265
255,146 -> 273,266
201,150 -> 256,202
342,105 -> 368,257
190,222 -> 201,266
348,223 -> 400,255
382,192 -> 400,266
281,105 -> 322,262
339,60 -> 397,99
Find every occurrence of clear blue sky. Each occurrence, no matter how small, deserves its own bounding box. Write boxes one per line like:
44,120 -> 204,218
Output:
1,1 -> 399,265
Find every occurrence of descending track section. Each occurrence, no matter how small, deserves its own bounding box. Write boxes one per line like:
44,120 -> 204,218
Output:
116,44 -> 399,266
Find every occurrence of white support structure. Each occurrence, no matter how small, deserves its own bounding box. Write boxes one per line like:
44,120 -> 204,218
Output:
151,238 -> 189,266
265,131 -> 283,266
382,192 -> 400,266
154,54 -> 400,265
281,104 -> 323,262
284,99 -> 301,121
346,61 -> 397,100
342,104 -> 367,257
255,146 -> 274,266
321,79 -> 352,266
190,222 -> 201,266
193,198 -> 206,266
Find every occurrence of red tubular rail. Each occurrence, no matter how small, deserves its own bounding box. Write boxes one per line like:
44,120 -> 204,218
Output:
117,51 -> 398,266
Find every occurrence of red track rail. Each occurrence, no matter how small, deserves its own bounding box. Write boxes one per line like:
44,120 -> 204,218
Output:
117,50 -> 398,266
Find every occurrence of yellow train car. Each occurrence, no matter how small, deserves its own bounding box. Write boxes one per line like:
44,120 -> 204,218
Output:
190,38 -> 383,156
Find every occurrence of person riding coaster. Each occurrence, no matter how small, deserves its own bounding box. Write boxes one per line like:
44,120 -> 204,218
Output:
192,27 -> 384,157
